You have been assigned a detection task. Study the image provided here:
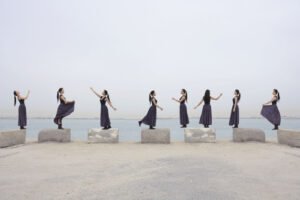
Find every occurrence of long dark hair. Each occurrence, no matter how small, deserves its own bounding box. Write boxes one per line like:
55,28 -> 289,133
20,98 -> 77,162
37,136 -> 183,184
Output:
235,89 -> 241,102
203,89 -> 210,102
13,91 -> 17,106
274,89 -> 280,101
149,90 -> 155,104
182,89 -> 188,102
103,90 -> 110,102
57,88 -> 63,102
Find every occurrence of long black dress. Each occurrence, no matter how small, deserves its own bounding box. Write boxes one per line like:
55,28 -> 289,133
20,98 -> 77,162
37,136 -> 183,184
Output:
261,99 -> 281,126
100,97 -> 111,127
179,97 -> 189,126
229,98 -> 239,126
199,98 -> 212,126
18,99 -> 27,127
54,95 -> 75,125
140,97 -> 157,127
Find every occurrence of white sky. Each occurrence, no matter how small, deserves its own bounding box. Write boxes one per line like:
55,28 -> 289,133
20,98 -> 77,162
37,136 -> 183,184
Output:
0,0 -> 300,118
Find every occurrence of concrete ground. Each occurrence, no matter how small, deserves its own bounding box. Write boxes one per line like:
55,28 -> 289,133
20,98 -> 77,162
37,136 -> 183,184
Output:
0,141 -> 300,200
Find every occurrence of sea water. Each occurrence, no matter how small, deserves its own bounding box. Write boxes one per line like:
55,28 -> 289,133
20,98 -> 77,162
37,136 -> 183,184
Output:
0,118 -> 300,141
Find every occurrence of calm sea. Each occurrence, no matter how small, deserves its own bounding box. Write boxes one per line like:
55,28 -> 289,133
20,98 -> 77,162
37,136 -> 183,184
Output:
1,118 -> 300,141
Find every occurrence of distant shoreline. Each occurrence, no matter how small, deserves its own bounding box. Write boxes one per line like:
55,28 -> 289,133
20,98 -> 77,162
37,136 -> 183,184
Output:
1,117 -> 300,120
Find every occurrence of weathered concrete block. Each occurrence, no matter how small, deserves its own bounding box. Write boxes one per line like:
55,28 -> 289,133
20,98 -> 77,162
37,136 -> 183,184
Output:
141,128 -> 170,144
184,128 -> 216,143
38,129 -> 71,143
0,130 -> 26,148
88,128 -> 119,143
233,128 -> 265,143
277,129 -> 300,147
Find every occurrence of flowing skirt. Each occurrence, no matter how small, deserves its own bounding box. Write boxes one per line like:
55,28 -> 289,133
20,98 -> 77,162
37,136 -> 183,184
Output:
54,102 -> 75,124
199,104 -> 212,125
261,105 -> 281,125
18,104 -> 27,127
141,106 -> 157,126
229,105 -> 239,126
101,104 -> 111,127
180,104 -> 189,125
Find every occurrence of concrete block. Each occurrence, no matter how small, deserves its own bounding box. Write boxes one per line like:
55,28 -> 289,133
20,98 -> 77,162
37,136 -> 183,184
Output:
0,130 -> 26,148
233,128 -> 265,143
88,128 -> 119,143
141,128 -> 170,144
38,129 -> 71,143
184,128 -> 216,143
277,129 -> 300,147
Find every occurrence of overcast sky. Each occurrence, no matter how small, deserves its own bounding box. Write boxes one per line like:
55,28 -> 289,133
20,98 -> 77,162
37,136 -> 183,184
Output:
0,0 -> 299,119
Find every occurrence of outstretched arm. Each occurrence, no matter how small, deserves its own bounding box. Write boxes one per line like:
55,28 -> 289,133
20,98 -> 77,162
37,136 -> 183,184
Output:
263,96 -> 277,106
172,96 -> 185,104
90,87 -> 101,98
211,93 -> 223,100
107,99 -> 117,111
152,99 -> 163,111
194,99 -> 203,109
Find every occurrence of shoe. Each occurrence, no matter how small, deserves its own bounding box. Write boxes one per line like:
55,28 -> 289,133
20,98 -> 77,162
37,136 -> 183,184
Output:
20,126 -> 26,130
149,126 -> 155,130
138,121 -> 142,127
233,125 -> 238,128
181,125 -> 187,128
272,125 -> 278,130
107,125 -> 111,130
58,124 -> 63,129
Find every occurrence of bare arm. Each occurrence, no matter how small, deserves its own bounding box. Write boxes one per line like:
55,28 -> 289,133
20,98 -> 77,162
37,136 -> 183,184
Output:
152,98 -> 163,110
194,99 -> 203,109
60,95 -> 74,104
263,96 -> 277,106
211,93 -> 223,100
107,99 -> 117,111
172,96 -> 185,103
19,90 -> 30,100
90,87 -> 101,98
172,97 -> 180,103
233,97 -> 238,112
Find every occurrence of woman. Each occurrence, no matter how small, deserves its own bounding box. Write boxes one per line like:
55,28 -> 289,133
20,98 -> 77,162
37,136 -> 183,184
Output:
261,89 -> 281,130
229,89 -> 241,128
139,90 -> 163,129
90,87 -> 117,130
13,90 -> 30,129
172,89 -> 189,128
194,90 -> 222,128
54,88 -> 75,129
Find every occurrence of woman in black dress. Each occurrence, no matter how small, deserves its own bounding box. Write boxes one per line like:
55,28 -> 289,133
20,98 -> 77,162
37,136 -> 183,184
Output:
54,88 -> 75,129
229,89 -> 241,128
13,90 -> 30,129
172,89 -> 189,128
90,87 -> 117,130
194,90 -> 222,128
139,90 -> 163,129
261,89 -> 281,130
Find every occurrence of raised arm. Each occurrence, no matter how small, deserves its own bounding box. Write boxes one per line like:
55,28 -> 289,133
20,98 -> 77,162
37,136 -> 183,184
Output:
90,87 -> 101,98
152,98 -> 163,111
194,99 -> 203,109
20,90 -> 30,100
211,93 -> 223,100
